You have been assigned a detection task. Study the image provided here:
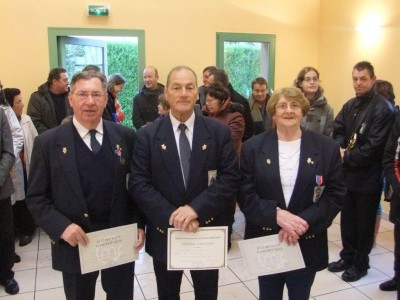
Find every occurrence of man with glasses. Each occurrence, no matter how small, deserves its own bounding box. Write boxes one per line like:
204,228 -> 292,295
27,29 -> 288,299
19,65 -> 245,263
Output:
328,61 -> 395,282
26,71 -> 145,300
27,68 -> 72,134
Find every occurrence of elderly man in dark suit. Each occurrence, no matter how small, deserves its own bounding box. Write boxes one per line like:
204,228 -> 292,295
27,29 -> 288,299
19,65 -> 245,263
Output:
129,65 -> 240,300
0,108 -> 18,295
26,71 -> 144,300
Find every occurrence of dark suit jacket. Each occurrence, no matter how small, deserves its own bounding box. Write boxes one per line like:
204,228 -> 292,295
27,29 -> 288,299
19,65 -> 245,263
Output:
129,114 -> 240,263
26,120 -> 142,273
238,129 -> 346,271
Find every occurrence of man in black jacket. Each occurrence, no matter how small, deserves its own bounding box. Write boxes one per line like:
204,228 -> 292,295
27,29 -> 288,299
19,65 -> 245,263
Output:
328,61 -> 395,282
132,66 -> 164,130
27,68 -> 72,134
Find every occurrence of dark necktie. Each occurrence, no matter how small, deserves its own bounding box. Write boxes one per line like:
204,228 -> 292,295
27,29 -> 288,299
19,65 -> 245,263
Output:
178,123 -> 191,188
89,129 -> 101,154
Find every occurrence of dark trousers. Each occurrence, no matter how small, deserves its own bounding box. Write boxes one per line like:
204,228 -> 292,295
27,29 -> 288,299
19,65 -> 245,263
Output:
62,262 -> 134,300
340,189 -> 381,271
13,199 -> 36,236
153,259 -> 218,300
0,197 -> 15,283
258,267 -> 316,300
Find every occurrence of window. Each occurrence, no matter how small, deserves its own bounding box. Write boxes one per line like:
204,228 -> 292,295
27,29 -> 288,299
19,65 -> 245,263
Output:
216,32 -> 276,98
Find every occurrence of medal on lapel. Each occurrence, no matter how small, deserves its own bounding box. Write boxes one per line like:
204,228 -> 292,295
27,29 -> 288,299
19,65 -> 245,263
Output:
313,175 -> 324,203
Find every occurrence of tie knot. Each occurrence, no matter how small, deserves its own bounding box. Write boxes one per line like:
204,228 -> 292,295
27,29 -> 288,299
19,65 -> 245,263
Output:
178,123 -> 187,132
89,129 -> 97,137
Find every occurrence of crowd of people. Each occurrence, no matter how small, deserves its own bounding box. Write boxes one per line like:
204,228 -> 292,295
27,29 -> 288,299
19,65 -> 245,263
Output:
0,60 -> 399,300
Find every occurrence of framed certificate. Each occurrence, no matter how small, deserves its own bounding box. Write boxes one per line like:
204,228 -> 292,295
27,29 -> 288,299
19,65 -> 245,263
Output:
167,226 -> 228,270
238,234 -> 305,276
78,223 -> 138,274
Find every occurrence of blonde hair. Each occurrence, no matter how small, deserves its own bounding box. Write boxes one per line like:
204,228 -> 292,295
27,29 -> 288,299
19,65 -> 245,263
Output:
267,87 -> 310,117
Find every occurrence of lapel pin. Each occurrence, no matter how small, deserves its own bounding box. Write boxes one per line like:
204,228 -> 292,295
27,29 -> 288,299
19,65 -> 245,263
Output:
266,159 -> 271,165
202,144 -> 207,150
307,158 -> 314,164
62,147 -> 67,154
161,144 -> 167,150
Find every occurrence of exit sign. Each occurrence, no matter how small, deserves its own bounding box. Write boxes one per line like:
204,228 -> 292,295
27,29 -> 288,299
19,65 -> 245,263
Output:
88,5 -> 109,16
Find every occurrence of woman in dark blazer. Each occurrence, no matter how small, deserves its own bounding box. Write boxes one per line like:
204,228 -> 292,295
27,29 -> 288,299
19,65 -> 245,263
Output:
238,87 -> 346,300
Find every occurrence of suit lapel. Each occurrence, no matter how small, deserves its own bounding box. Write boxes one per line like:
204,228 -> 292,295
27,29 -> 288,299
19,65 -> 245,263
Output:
260,132 -> 287,208
56,123 -> 86,207
156,117 -> 186,195
186,117 -> 210,195
288,131 -> 318,210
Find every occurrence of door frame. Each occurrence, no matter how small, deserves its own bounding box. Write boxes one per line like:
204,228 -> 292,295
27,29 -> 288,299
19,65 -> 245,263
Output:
48,27 -> 145,85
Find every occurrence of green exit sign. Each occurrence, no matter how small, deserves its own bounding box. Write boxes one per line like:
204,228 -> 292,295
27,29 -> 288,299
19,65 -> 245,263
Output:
88,5 -> 109,16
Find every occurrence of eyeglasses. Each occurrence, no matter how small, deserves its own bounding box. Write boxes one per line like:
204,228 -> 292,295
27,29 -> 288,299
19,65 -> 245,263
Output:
303,77 -> 319,83
74,92 -> 105,100
275,102 -> 301,111
205,98 -> 218,104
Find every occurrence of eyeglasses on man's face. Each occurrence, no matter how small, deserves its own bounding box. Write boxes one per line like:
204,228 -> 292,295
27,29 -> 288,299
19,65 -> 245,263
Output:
74,92 -> 105,101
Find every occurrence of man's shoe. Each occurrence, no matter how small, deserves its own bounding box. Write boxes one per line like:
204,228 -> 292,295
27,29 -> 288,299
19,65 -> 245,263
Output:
0,279 -> 19,295
19,235 -> 33,247
379,278 -> 397,291
341,266 -> 367,282
327,259 -> 352,272
14,253 -> 21,263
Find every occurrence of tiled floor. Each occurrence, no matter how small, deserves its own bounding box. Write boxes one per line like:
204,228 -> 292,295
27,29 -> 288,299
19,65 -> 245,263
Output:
1,208 -> 397,299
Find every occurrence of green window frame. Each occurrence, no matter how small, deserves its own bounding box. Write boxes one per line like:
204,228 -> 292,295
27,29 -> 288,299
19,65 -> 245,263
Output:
216,32 -> 276,93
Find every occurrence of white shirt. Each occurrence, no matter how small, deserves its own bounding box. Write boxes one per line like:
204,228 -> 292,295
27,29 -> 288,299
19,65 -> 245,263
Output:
72,117 -> 103,151
170,112 -> 195,153
278,138 -> 301,207
170,112 -> 195,184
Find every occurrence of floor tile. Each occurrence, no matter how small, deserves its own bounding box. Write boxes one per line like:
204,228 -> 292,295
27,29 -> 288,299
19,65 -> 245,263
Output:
135,252 -> 154,275
314,288 -> 371,299
0,292 -> 34,300
310,269 -> 352,296
218,282 -> 258,299
356,281 -> 397,300
36,249 -> 52,269
35,267 -> 63,291
13,251 -> 38,272
370,252 -> 395,277
34,287 -> 65,300
38,234 -> 51,250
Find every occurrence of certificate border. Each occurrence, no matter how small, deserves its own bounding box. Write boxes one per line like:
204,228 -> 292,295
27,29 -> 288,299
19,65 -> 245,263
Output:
167,226 -> 228,270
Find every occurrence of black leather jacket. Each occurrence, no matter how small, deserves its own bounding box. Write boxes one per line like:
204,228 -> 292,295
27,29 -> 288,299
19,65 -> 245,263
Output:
333,89 -> 395,193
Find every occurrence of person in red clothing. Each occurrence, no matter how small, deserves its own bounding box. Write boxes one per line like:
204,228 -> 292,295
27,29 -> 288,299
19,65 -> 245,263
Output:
202,83 -> 244,156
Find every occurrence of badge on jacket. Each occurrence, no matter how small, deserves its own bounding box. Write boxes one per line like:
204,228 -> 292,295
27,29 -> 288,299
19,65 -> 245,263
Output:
313,175 -> 324,203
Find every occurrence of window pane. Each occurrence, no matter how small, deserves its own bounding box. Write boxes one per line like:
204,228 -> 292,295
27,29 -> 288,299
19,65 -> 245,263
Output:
224,41 -> 262,98
65,44 -> 103,79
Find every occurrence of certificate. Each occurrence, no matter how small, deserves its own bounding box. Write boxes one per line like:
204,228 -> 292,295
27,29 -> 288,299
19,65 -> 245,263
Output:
79,223 -> 138,274
167,226 -> 228,270
238,234 -> 305,276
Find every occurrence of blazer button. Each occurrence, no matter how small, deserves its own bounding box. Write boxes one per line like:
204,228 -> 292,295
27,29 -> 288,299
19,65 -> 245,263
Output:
84,213 -> 89,218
